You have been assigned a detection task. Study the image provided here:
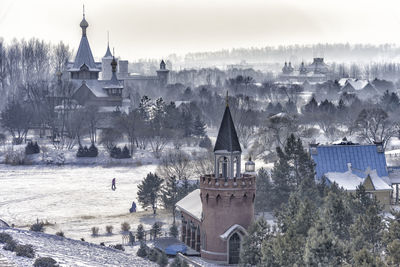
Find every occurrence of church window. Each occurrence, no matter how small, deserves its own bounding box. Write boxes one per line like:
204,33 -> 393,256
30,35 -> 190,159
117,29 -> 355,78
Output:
228,233 -> 241,264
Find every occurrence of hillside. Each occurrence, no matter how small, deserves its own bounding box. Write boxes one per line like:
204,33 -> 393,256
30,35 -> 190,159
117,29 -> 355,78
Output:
0,227 -> 157,267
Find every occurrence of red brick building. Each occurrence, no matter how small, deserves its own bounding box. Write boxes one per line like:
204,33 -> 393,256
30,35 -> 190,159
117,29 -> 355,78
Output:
176,101 -> 256,265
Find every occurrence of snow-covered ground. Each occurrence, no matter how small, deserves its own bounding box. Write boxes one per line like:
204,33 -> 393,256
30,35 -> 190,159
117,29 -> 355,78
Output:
0,227 -> 158,267
0,164 -> 176,245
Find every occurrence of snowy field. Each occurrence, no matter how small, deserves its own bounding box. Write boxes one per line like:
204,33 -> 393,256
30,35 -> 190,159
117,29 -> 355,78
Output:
0,164 -> 175,245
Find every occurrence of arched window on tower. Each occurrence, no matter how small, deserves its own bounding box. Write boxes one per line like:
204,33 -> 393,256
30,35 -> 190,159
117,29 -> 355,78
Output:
228,233 -> 241,264
216,194 -> 221,205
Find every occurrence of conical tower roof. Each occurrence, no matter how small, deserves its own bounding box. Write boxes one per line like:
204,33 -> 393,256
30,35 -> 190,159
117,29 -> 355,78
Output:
214,103 -> 241,152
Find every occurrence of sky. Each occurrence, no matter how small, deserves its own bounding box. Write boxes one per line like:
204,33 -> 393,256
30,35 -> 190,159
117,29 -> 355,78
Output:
1,0 -> 400,61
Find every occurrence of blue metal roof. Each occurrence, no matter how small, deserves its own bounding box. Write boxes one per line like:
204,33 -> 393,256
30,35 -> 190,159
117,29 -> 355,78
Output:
311,144 -> 388,179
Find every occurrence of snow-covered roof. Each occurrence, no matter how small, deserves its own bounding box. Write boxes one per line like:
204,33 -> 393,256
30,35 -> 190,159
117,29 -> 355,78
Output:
325,169 -> 391,191
311,144 -> 388,179
176,189 -> 202,221
219,224 -> 248,241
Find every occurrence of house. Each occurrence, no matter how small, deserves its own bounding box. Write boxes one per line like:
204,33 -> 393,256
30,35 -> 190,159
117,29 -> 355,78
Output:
176,97 -> 256,265
310,141 -> 392,211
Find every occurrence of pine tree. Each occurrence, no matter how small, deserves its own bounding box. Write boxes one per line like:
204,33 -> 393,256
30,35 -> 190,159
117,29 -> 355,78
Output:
151,222 -> 161,239
137,172 -> 164,214
169,223 -> 178,238
387,239 -> 400,265
157,251 -> 169,267
161,176 -> 179,219
193,115 -> 206,137
122,145 -> 131,158
304,220 -> 345,266
255,168 -> 273,213
136,224 -> 145,241
240,218 -> 271,266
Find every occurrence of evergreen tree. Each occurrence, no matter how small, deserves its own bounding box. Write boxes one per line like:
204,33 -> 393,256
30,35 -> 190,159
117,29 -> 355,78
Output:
193,115 -> 206,137
136,224 -> 145,241
322,190 -> 353,240
387,239 -> 400,265
304,220 -> 345,266
151,222 -> 161,239
169,223 -> 178,238
270,134 -> 315,207
157,251 -> 169,267
240,218 -> 271,266
352,248 -> 385,267
255,168 -> 272,213
137,172 -> 164,214
161,176 -> 180,219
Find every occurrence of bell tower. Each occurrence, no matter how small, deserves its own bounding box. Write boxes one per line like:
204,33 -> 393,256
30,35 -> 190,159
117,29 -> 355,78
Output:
199,92 -> 256,264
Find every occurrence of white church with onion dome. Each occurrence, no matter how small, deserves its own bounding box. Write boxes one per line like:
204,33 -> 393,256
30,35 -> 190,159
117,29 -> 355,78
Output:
62,7 -> 170,114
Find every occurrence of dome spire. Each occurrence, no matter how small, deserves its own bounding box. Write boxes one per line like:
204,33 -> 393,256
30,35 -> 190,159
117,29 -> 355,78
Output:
80,4 -> 89,37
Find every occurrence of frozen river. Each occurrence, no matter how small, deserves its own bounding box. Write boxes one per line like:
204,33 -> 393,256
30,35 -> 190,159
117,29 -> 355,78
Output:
0,164 -> 172,244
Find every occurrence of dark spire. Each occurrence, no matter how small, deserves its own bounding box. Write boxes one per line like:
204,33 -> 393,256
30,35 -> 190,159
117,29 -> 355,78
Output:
111,48 -> 117,73
160,60 -> 166,70
214,92 -> 241,152
80,5 -> 89,36
104,31 -> 112,58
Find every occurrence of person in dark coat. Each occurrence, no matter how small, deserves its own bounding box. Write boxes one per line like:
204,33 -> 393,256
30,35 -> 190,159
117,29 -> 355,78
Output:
112,178 -> 116,190
129,201 -> 136,213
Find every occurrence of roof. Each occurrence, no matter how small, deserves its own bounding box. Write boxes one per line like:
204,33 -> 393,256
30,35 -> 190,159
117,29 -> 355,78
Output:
325,169 -> 391,191
103,72 -> 123,89
153,237 -> 187,256
311,144 -> 388,180
220,224 -> 248,241
70,36 -> 100,71
214,105 -> 241,152
176,189 -> 202,221
104,44 -> 112,58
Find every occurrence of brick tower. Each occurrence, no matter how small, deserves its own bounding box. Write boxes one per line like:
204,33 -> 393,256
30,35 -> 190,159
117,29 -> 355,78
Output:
199,94 -> 256,264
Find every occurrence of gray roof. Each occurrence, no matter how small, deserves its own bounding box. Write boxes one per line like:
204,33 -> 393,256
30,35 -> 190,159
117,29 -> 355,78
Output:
103,72 -> 123,89
70,36 -> 100,71
104,44 -> 112,58
214,105 -> 241,152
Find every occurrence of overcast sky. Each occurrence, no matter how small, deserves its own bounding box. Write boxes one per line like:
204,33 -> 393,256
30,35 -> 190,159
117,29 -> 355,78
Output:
1,0 -> 400,61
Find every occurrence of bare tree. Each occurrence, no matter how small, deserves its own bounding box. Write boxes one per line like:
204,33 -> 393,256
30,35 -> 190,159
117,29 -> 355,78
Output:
0,100 -> 33,144
353,108 -> 398,148
157,150 -> 192,180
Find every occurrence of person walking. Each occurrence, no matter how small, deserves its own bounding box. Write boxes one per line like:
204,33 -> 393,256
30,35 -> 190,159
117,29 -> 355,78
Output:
111,178 -> 116,190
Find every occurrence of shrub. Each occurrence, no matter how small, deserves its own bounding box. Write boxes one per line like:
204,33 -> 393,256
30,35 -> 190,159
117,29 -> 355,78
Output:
5,149 -> 26,165
199,136 -> 212,149
148,248 -> 159,262
110,146 -> 131,159
105,225 -> 113,234
128,232 -> 135,244
25,141 -> 40,155
91,227 -> 99,236
55,231 -> 64,237
100,242 -> 105,246
170,257 -> 189,267
76,144 -> 98,158
121,222 -> 130,232
30,220 -> 44,232
111,244 -> 125,251
0,233 -> 12,244
157,251 -> 169,267
15,244 -> 35,258
137,242 -> 147,258
3,239 -> 17,251
34,257 -> 59,267
122,145 -> 131,158
136,224 -> 145,241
